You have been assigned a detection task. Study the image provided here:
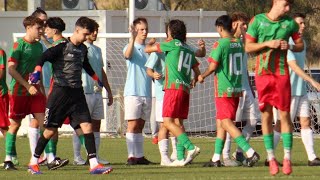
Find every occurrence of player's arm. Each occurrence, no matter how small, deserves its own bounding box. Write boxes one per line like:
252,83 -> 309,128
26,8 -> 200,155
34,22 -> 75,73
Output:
191,66 -> 201,88
101,68 -> 113,106
194,39 -> 206,57
145,43 -> 159,54
124,24 -> 138,59
290,37 -> 304,52
198,62 -> 218,83
245,38 -> 281,53
41,35 -> 52,49
0,50 -> 6,80
146,67 -> 162,80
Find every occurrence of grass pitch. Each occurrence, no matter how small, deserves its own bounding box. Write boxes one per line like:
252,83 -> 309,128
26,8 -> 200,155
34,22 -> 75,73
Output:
0,137 -> 320,179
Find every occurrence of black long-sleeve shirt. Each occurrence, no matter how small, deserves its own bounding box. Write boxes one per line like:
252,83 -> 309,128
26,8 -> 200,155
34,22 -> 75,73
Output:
37,40 -> 95,88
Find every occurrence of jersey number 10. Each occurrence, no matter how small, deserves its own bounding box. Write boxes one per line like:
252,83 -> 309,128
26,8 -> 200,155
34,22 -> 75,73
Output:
229,53 -> 243,76
178,51 -> 192,75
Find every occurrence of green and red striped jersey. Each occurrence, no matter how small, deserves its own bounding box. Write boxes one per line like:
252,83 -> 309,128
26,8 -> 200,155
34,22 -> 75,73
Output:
0,48 -> 8,96
246,13 -> 300,76
8,38 -> 43,96
208,38 -> 243,97
156,39 -> 199,93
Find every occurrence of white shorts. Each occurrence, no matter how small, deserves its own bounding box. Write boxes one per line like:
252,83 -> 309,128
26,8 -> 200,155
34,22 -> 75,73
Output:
85,93 -> 104,120
155,100 -> 163,122
235,89 -> 260,122
273,95 -> 309,122
124,96 -> 152,121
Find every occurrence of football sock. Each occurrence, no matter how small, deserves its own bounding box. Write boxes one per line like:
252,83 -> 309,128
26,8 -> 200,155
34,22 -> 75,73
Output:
28,127 -> 39,156
5,132 -> 16,161
84,133 -> 99,169
222,133 -> 231,158
93,132 -> 100,158
176,140 -> 185,161
177,133 -> 195,151
263,134 -> 275,161
31,134 -> 50,165
212,138 -> 224,162
135,133 -> 144,158
170,136 -> 177,157
158,139 -> 169,159
45,139 -> 56,163
301,128 -> 316,161
126,132 -> 134,158
235,135 -> 254,157
282,133 -> 293,160
72,132 -> 82,159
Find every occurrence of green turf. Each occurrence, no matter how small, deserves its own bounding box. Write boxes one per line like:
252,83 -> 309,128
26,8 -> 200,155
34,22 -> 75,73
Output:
1,137 -> 320,179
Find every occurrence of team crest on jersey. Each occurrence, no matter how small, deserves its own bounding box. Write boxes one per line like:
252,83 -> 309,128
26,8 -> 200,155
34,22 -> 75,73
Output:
212,42 -> 219,49
281,22 -> 288,29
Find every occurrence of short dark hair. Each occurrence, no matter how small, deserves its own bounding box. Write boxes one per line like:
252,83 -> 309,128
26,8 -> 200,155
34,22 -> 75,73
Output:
46,17 -> 66,33
286,0 -> 294,4
133,17 -> 148,27
23,16 -> 44,28
75,16 -> 95,33
293,13 -> 306,19
31,7 -> 47,17
231,11 -> 249,23
92,20 -> 99,31
215,15 -> 233,33
167,19 -> 187,43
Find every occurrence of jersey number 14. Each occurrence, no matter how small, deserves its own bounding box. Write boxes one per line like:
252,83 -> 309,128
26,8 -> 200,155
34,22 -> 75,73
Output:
178,51 -> 192,75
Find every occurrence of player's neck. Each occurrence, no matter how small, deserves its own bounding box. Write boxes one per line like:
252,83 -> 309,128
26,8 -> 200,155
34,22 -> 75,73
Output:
70,35 -> 81,46
135,38 -> 145,45
267,10 -> 282,21
221,31 -> 232,39
24,34 -> 37,43
86,39 -> 94,44
53,34 -> 63,42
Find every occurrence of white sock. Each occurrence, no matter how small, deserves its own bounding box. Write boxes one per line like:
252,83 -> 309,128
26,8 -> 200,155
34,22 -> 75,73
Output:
5,155 -> 11,162
212,153 -> 221,162
126,133 -> 135,158
72,131 -> 82,159
30,155 -> 38,165
89,157 -> 99,169
158,139 -> 170,160
94,132 -> 101,158
135,133 -> 144,158
245,148 -> 255,158
301,128 -> 317,161
47,153 -> 55,163
28,127 -> 39,156
284,149 -> 291,160
170,137 -> 177,153
267,149 -> 275,161
222,133 -> 231,159
273,130 -> 281,150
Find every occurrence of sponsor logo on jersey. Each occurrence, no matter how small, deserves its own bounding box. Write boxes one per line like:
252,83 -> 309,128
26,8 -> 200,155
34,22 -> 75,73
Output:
175,79 -> 190,88
260,22 -> 270,27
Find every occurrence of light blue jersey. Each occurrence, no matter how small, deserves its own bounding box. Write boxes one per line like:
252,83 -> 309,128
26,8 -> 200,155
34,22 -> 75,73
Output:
82,42 -> 104,94
145,52 -> 165,101
40,39 -> 52,88
123,42 -> 151,97
288,38 -> 307,96
241,53 -> 251,91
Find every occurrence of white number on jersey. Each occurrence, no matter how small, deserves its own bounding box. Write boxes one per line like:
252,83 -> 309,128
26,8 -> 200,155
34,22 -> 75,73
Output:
229,52 -> 243,76
178,51 -> 192,75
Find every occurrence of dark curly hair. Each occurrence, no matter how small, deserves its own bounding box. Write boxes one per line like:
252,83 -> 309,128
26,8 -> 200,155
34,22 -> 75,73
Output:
215,15 -> 232,33
75,16 -> 95,33
46,17 -> 66,33
167,19 -> 186,43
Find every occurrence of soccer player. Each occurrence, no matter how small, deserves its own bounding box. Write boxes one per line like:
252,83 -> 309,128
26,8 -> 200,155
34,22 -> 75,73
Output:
198,15 -> 260,168
221,12 -> 261,167
272,13 -> 320,166
27,17 -> 112,175
145,19 -> 201,167
123,17 -> 153,165
72,19 -> 113,165
245,0 -> 304,175
0,47 -> 9,137
3,16 -> 47,171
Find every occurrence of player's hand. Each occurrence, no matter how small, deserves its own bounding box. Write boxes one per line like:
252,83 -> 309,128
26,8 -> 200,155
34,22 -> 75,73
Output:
129,24 -> 138,39
268,40 -> 281,49
107,94 -> 113,106
280,40 -> 289,50
29,71 -> 41,84
27,85 -> 38,95
148,38 -> 156,45
197,39 -> 205,49
198,75 -> 204,83
190,79 -> 197,89
153,72 -> 162,80
310,80 -> 320,92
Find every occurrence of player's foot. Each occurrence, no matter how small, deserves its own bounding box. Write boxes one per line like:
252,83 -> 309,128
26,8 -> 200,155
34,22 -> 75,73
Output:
12,156 -> 19,166
170,151 -> 177,161
28,164 -> 42,175
308,157 -> 320,166
264,158 -> 282,166
223,157 -> 241,167
98,158 -> 110,165
3,161 -> 17,170
47,157 -> 69,170
185,146 -> 200,165
90,164 -> 112,174
126,157 -> 137,165
203,160 -> 222,167
152,136 -> 158,144
160,157 -> 172,166
73,157 -> 87,165
136,157 -> 154,165
232,151 -> 246,164
168,159 -> 185,167
269,158 -> 279,176
244,152 -> 260,167
282,159 -> 292,175
38,157 -> 47,166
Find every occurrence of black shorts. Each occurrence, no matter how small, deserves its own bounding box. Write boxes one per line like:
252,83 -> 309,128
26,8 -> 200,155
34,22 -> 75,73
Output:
44,85 -> 91,128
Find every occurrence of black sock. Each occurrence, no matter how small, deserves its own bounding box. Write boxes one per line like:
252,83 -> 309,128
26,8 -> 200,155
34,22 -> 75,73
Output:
34,134 -> 50,158
84,133 -> 96,159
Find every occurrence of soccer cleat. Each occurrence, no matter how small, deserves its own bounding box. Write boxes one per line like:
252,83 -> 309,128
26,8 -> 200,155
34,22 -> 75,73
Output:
203,160 -> 222,167
38,157 -> 47,166
244,152 -> 260,167
160,157 -> 172,166
223,158 -> 241,167
98,158 -> 110,165
170,151 -> 177,161
73,157 -> 87,165
308,157 -> 320,166
12,156 -> 19,166
28,164 -> 42,175
168,159 -> 185,167
264,158 -> 282,166
3,161 -> 17,170
269,158 -> 279,176
282,159 -> 292,175
47,158 -> 69,170
152,136 -> 158,144
136,157 -> 155,165
184,146 -> 200,165
90,164 -> 112,174
126,157 -> 137,165
232,151 -> 246,164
